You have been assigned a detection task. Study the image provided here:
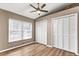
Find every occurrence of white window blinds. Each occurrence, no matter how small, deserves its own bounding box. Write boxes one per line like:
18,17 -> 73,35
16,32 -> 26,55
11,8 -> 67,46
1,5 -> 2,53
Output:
9,19 -> 32,42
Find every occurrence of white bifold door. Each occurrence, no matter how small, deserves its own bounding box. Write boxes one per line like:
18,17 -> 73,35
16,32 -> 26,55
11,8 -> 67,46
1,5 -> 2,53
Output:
36,20 -> 47,45
52,19 -> 58,48
52,19 -> 63,49
51,14 -> 77,54
57,19 -> 63,49
63,17 -> 69,51
69,15 -> 77,53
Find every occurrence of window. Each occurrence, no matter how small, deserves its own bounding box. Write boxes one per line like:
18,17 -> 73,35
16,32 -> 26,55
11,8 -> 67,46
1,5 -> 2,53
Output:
9,19 -> 32,42
23,22 -> 32,39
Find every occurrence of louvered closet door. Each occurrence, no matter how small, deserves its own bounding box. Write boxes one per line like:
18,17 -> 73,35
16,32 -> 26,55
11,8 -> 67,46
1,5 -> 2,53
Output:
52,19 -> 58,48
63,17 -> 69,51
41,20 -> 47,44
36,22 -> 42,43
51,14 -> 78,54
36,20 -> 47,45
57,18 -> 63,49
69,15 -> 77,52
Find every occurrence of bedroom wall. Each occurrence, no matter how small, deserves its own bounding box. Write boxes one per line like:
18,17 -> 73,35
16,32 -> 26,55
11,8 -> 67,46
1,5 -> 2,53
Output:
0,9 -> 35,51
35,6 -> 79,46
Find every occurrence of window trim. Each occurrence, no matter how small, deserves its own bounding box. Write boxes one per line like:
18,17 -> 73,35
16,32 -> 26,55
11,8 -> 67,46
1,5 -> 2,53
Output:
9,18 -> 32,42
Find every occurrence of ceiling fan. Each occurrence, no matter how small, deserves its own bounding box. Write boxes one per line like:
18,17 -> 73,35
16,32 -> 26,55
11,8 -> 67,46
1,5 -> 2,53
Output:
29,3 -> 48,15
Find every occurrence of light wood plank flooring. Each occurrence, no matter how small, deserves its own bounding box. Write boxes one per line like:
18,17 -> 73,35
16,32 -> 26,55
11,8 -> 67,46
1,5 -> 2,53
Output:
0,43 -> 76,56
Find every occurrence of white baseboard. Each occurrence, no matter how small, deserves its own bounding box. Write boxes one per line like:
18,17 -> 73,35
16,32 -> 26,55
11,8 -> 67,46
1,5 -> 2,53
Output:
35,42 -> 52,48
74,51 -> 79,56
0,42 -> 35,53
46,45 -> 52,48
75,53 -> 79,55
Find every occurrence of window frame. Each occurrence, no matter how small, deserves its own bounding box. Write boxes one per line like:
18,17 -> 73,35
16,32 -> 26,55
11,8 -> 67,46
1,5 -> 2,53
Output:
9,18 -> 32,42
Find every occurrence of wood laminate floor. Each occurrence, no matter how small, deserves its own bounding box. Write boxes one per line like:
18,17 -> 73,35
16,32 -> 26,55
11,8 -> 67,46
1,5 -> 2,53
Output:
0,43 -> 76,56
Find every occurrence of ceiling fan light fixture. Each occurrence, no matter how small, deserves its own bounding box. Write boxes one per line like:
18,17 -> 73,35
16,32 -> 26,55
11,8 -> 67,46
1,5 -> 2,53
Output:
36,10 -> 41,15
36,10 -> 41,14
29,3 -> 48,15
